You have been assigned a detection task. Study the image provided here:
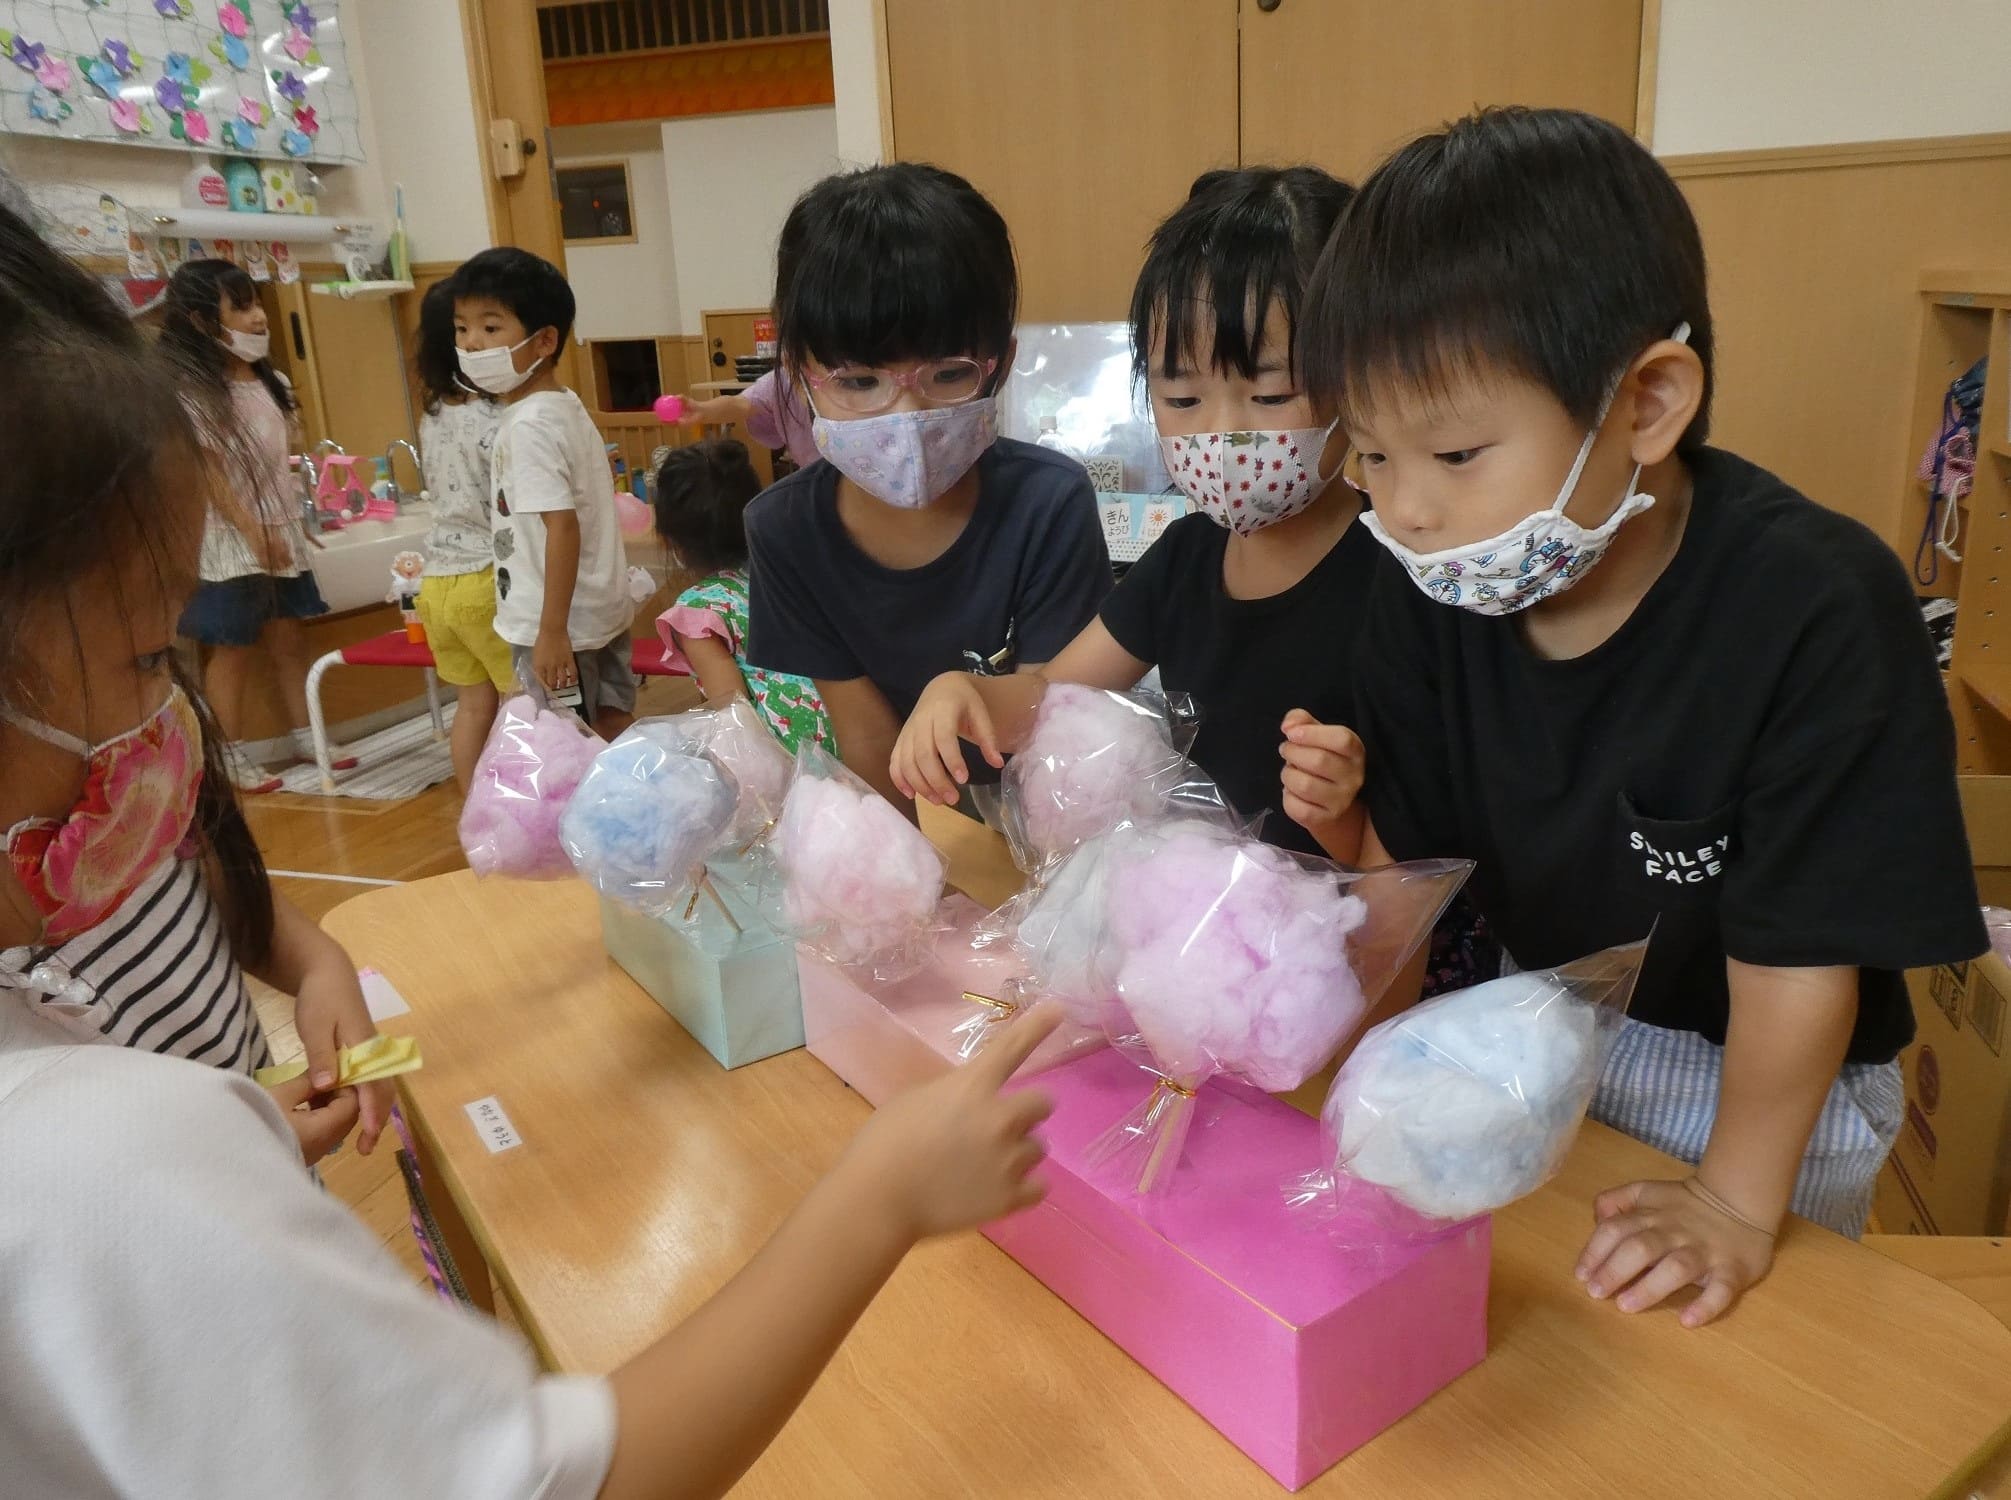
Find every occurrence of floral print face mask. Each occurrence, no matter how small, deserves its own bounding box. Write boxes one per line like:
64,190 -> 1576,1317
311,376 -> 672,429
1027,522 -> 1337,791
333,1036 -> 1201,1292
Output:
1157,424 -> 1338,536
2,686 -> 203,943
811,397 -> 999,510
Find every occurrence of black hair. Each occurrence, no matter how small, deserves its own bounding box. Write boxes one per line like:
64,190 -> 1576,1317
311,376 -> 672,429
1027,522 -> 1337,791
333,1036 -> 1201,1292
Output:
1131,165 -> 1355,384
1302,107 -> 1713,451
453,245 -> 576,349
160,258 -> 297,416
0,195 -> 274,964
652,438 -> 761,574
414,275 -> 467,414
774,163 -> 1017,379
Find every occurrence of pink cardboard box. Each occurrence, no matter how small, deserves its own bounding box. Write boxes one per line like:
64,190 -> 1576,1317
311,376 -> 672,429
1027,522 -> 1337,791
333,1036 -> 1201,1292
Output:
987,1049 -> 1490,1490
798,893 -> 1102,1102
801,917 -> 1492,1490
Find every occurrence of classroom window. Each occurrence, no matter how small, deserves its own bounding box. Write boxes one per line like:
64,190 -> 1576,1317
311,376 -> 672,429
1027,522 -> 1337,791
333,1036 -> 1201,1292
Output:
558,162 -> 636,243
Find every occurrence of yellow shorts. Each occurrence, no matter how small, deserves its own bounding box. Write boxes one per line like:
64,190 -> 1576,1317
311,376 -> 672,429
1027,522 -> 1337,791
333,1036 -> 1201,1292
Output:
417,569 -> 514,690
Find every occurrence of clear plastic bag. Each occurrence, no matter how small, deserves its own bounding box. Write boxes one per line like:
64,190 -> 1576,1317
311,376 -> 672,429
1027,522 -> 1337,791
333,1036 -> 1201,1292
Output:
999,682 -> 1219,874
1053,816 -> 1472,1192
672,699 -> 794,848
1290,941 -> 1647,1240
771,746 -> 948,980
458,689 -> 603,880
559,723 -> 740,916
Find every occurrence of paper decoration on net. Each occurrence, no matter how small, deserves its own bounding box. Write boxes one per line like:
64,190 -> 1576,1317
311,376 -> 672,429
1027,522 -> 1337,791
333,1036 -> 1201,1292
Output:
281,128 -> 312,157
3,33 -> 46,74
292,105 -> 319,137
218,2 -> 250,39
35,54 -> 71,91
28,88 -> 71,126
156,0 -> 194,18
108,100 -> 151,135
274,69 -> 308,104
177,108 -> 212,145
221,119 -> 255,150
211,32 -> 251,70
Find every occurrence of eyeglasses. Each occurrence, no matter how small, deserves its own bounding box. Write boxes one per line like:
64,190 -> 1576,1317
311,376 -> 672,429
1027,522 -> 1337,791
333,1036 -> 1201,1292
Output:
803,357 -> 995,417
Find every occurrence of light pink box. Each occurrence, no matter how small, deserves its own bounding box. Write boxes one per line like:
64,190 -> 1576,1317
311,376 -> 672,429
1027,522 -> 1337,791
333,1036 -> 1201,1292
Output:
797,893 -> 1102,1102
982,1047 -> 1491,1491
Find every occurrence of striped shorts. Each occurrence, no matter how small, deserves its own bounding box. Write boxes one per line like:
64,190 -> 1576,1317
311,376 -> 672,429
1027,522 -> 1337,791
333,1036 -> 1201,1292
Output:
1589,1016 -> 1903,1238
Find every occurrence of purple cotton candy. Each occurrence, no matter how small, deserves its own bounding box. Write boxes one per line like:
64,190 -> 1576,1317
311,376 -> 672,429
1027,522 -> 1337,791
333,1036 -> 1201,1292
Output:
774,765 -> 945,971
1007,683 -> 1184,866
459,695 -> 603,879
1103,820 -> 1369,1092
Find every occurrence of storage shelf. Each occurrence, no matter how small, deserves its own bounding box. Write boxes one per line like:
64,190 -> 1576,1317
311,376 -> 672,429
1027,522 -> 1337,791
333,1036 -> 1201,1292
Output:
138,206 -> 359,242
309,280 -> 415,301
1962,663 -> 2011,723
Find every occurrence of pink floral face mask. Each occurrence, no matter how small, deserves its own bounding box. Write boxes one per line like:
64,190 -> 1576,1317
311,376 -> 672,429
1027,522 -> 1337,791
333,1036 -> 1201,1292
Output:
1158,423 -> 1338,536
2,687 -> 203,943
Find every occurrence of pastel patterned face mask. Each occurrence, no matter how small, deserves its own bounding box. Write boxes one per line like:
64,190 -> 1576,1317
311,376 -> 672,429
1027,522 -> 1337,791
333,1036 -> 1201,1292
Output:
1158,424 -> 1337,536
810,397 -> 999,510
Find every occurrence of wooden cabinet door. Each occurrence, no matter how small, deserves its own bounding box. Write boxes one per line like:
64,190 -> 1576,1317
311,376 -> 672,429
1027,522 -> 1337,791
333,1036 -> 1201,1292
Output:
1240,0 -> 1643,183
884,0 -> 1240,322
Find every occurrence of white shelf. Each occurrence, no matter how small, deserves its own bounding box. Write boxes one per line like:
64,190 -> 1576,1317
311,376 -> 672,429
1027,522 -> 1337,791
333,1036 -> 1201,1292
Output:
138,206 -> 363,242
309,280 -> 415,301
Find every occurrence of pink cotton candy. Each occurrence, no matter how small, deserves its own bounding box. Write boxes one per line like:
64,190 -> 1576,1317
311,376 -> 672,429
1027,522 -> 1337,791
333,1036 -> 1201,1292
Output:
774,761 -> 946,972
459,695 -> 604,879
1006,683 -> 1188,868
1103,820 -> 1369,1092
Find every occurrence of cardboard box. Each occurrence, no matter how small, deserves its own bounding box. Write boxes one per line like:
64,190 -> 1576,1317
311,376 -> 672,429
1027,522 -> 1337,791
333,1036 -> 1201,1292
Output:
800,911 -> 1491,1490
1960,775 -> 2011,908
599,855 -> 803,1070
797,894 -> 1103,1100
1875,956 -> 2011,1237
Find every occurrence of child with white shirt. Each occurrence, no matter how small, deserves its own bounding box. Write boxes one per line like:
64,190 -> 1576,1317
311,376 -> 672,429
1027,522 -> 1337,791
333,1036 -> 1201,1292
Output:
452,248 -> 635,737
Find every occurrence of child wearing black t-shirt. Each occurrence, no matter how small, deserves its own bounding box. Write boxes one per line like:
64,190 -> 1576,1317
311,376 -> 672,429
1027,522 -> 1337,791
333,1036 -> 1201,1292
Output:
1307,108 -> 1983,1324
890,167 -> 1375,863
744,164 -> 1111,807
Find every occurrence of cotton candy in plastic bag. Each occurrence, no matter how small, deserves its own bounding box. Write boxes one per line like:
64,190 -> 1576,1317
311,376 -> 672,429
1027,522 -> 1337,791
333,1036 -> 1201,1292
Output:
1000,682 -> 1222,873
458,690 -> 603,879
772,746 -> 948,980
1057,816 -> 1471,1192
1290,941 -> 1646,1241
559,722 -> 740,915
673,699 -> 794,847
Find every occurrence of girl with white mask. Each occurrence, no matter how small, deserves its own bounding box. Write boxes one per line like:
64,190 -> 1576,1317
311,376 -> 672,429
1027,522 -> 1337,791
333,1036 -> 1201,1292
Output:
892,167 -> 1376,864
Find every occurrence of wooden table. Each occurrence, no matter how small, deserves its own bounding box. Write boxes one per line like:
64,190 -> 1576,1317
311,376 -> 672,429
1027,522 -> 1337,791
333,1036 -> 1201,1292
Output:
325,815 -> 2011,1498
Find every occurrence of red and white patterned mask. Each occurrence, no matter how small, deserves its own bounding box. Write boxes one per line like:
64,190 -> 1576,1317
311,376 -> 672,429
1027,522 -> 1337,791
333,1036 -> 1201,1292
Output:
1157,424 -> 1337,536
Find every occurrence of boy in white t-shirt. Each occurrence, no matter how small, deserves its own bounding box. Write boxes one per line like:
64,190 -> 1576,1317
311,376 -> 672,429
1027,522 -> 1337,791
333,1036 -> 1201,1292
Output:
452,248 -> 635,736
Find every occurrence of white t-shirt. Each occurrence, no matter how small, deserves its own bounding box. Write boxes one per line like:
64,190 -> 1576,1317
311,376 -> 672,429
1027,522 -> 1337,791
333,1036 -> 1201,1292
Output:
490,388 -> 632,650
419,398 -> 502,577
0,1001 -> 616,1499
194,375 -> 308,583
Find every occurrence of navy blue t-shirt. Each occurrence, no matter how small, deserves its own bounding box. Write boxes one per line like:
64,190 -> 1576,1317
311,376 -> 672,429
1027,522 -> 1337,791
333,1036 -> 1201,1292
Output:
744,439 -> 1112,774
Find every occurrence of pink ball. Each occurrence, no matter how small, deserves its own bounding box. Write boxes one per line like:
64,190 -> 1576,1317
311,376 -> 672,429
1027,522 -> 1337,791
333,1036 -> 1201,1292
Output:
653,393 -> 688,422
459,696 -> 604,879
774,768 -> 945,969
1007,684 -> 1181,865
1103,821 -> 1369,1092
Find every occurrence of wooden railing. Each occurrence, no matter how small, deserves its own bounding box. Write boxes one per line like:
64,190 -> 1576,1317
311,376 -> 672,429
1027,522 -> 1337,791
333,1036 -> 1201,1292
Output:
537,0 -> 830,61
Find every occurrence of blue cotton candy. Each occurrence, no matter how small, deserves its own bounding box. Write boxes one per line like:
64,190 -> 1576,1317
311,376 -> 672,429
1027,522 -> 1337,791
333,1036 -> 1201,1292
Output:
561,734 -> 737,911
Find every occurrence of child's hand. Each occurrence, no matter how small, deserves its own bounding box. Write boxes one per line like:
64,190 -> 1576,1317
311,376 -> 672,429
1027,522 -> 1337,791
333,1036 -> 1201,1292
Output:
841,1004 -> 1061,1240
1279,710 -> 1365,836
1576,1177 -> 1777,1328
293,961 -> 391,1155
262,1072 -> 361,1167
890,674 -> 1001,806
533,627 -> 576,694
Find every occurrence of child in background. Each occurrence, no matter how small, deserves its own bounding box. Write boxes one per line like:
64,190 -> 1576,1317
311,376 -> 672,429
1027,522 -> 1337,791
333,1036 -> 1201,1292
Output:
161,259 -> 355,792
677,367 -> 820,473
411,277 -> 509,791
745,163 -> 1111,807
452,247 -> 635,737
0,204 -> 386,1166
1309,108 -> 1983,1321
893,168 -> 1372,861
653,439 -> 833,755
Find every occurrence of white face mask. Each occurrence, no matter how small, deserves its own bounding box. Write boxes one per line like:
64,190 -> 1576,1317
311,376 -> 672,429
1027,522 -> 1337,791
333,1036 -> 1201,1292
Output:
219,327 -> 269,363
457,335 -> 543,397
809,397 -> 999,510
1157,422 -> 1337,536
1362,323 -> 1690,616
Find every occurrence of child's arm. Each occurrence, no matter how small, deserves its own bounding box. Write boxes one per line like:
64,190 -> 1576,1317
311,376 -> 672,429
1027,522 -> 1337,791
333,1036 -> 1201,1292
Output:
598,1006 -> 1060,1499
819,676 -> 908,809
890,619 -> 1148,805
247,894 -> 390,1155
682,393 -> 756,430
535,509 -> 583,692
1576,961 -> 1854,1327
1279,710 -> 1366,864
675,630 -> 753,708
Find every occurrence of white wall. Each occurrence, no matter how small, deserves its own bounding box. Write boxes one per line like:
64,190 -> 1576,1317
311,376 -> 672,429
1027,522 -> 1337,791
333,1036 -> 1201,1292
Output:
828,0 -> 886,167
349,0 -> 490,262
1654,0 -> 2011,155
551,122 -> 682,341
660,106 -> 838,330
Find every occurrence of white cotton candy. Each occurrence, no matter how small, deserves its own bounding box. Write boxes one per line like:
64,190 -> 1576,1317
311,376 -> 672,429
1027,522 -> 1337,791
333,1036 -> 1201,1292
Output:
1100,820 -> 1369,1092
1006,684 -> 1188,867
560,733 -> 738,910
773,768 -> 945,971
1329,972 -> 1602,1221
1011,833 -> 1120,1027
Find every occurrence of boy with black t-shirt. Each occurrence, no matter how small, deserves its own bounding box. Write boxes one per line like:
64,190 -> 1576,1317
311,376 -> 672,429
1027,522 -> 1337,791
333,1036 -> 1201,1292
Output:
1306,108 -> 1982,1326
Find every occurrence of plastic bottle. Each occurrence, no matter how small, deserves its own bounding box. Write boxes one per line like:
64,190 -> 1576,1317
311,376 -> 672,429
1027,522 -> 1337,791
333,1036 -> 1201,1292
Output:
181,156 -> 229,210
1035,414 -> 1074,458
222,158 -> 263,213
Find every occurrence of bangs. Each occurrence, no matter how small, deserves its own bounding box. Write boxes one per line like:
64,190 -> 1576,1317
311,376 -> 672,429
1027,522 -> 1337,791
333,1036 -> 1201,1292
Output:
1134,234 -> 1295,384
